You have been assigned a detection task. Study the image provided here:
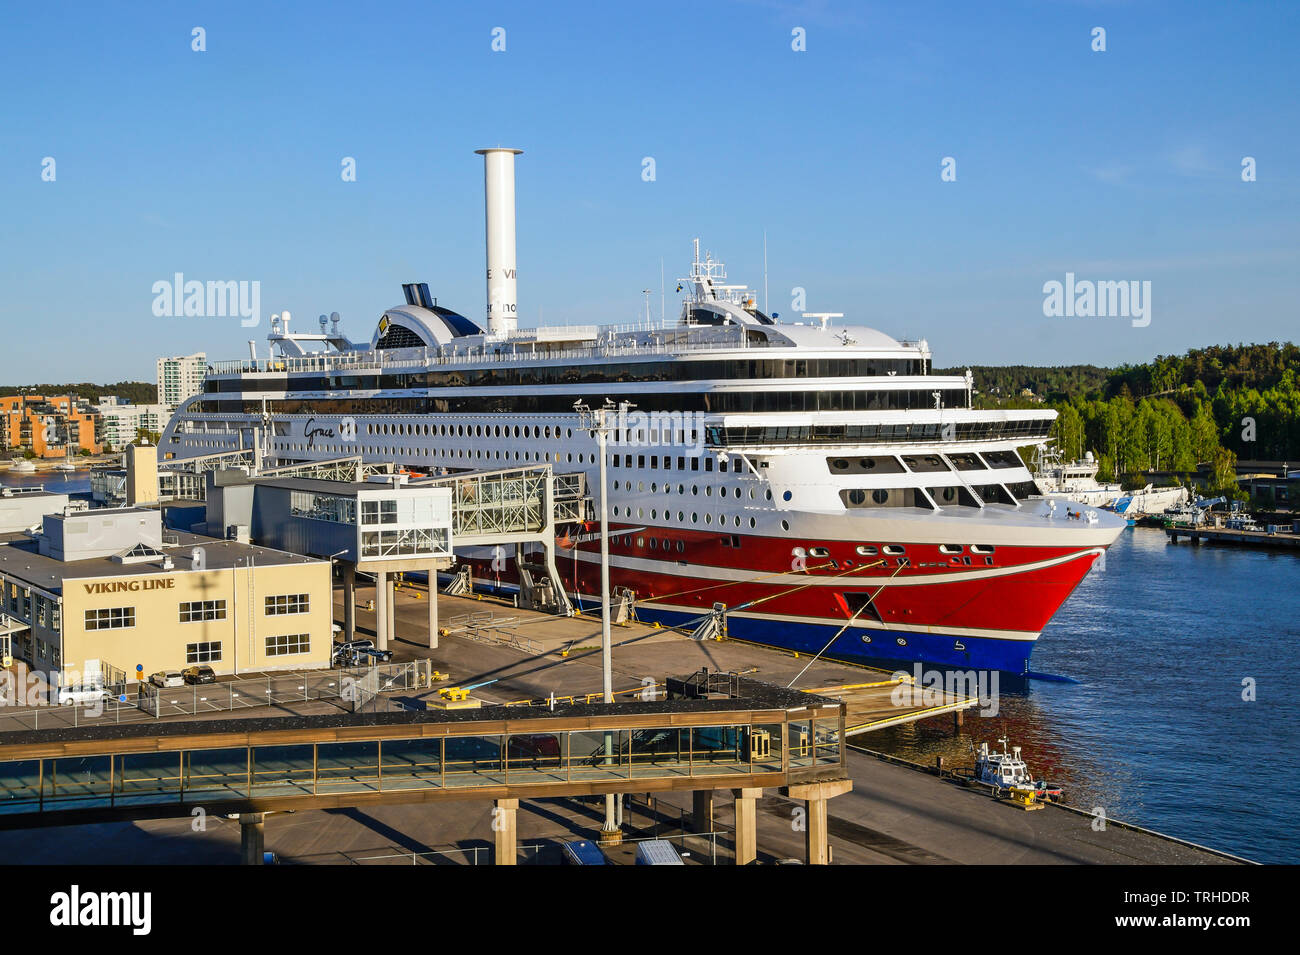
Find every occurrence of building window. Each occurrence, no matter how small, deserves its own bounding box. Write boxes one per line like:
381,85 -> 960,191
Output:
186,641 -> 222,664
265,633 -> 310,657
265,593 -> 310,615
84,606 -> 136,631
179,599 -> 227,622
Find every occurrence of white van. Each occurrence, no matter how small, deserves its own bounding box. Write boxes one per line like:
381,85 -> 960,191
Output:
56,680 -> 106,706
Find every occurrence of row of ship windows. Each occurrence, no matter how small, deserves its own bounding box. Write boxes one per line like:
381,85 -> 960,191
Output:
828,450 -> 1023,474
613,479 -> 772,502
194,389 -> 968,415
609,536 -> 997,568
612,506 -> 759,529
840,482 -> 1039,509
205,357 -> 930,392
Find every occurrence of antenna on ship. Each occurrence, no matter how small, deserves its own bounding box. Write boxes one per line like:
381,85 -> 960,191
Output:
763,231 -> 769,316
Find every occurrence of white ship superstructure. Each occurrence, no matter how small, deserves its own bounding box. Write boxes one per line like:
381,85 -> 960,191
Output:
160,149 -> 1126,674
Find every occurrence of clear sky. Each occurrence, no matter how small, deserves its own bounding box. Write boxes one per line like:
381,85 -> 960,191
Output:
1,0 -> 1296,383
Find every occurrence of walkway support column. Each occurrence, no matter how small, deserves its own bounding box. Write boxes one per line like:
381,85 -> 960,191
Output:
343,564 -> 356,642
239,812 -> 265,865
732,787 -> 762,865
783,778 -> 853,865
375,571 -> 388,650
386,575 -> 397,648
692,789 -> 714,834
427,564 -> 439,649
494,798 -> 519,865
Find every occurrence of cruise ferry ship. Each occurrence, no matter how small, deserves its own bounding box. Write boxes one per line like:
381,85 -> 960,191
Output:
160,148 -> 1126,675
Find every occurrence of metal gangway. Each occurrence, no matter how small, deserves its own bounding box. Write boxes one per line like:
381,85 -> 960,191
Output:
409,465 -> 587,615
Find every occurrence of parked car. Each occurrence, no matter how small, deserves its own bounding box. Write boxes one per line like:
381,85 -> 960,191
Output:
634,840 -> 685,865
150,670 -> 184,688
182,665 -> 216,685
561,840 -> 608,865
358,646 -> 394,663
56,682 -> 106,706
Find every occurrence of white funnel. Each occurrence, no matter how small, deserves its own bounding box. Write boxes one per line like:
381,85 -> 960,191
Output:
475,147 -> 522,335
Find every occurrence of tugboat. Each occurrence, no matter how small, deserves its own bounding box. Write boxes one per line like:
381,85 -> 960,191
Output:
973,738 -> 1063,803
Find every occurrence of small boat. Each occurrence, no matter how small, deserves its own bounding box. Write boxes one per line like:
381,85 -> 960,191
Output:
973,738 -> 1063,801
54,462 -> 77,472
7,459 -> 36,474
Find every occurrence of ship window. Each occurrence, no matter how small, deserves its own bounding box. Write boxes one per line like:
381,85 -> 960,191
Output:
939,544 -> 963,555
927,485 -> 979,507
855,545 -> 878,556
972,484 -> 1014,505
781,520 -> 789,531
970,544 -> 996,554
809,547 -> 830,558
882,545 -> 905,556
902,454 -> 950,473
691,459 -> 699,471
981,450 -> 1023,470
782,490 -> 792,502
1005,481 -> 1041,501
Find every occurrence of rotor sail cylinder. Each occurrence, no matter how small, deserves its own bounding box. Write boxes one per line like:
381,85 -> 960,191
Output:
475,147 -> 522,335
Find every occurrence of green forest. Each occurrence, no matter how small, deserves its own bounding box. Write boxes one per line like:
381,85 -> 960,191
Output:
941,343 -> 1300,496
0,382 -> 158,404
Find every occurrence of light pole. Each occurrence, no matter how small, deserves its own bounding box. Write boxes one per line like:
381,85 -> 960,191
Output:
574,397 -> 633,844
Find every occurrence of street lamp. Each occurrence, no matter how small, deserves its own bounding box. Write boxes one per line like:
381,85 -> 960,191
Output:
574,397 -> 634,844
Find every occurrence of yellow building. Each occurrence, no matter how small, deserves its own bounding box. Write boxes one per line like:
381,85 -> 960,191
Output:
0,508 -> 331,689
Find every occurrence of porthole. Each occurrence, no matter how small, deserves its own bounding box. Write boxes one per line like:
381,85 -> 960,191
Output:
847,489 -> 866,506
636,537 -> 644,548
883,544 -> 905,556
651,483 -> 657,492
895,637 -> 908,647
832,459 -> 849,470
651,509 -> 657,519
749,517 -> 757,528
691,513 -> 699,524
939,544 -> 963,555
782,490 -> 792,502
809,547 -> 830,558
855,545 -> 878,556
781,520 -> 790,531
650,539 -> 657,550
971,544 -> 996,555
705,486 -> 712,497
872,489 -> 889,505
677,541 -> 685,553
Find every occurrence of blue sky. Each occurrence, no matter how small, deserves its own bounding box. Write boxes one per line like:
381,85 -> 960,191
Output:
1,0 -> 1296,382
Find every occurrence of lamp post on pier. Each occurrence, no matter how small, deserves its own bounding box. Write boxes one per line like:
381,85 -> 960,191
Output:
574,398 -> 634,844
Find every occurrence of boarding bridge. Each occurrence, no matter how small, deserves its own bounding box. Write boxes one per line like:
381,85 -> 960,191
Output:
411,466 -> 586,616
0,674 -> 851,865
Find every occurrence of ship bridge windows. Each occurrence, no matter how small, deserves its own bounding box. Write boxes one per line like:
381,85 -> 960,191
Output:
926,485 -> 981,508
839,488 -> 935,511
826,455 -> 905,474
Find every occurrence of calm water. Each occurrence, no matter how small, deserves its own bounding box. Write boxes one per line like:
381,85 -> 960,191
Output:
5,470 -> 1296,860
870,526 -> 1300,863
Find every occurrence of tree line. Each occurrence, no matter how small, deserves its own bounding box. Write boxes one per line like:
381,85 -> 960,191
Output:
957,343 -> 1300,496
